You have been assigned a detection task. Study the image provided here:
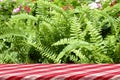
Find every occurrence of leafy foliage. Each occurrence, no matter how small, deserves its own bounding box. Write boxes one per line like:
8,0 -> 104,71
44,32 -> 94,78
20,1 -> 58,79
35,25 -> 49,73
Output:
0,0 -> 120,63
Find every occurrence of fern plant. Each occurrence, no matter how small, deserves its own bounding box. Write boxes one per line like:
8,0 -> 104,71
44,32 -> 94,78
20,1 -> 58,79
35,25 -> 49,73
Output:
53,2 -> 120,63
0,0 -> 120,63
0,0 -> 71,63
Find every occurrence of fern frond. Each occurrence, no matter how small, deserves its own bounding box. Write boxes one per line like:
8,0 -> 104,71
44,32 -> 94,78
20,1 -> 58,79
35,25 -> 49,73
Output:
85,20 -> 105,53
55,40 -> 92,63
92,53 -> 113,63
70,17 -> 84,40
71,49 -> 89,63
24,41 -> 57,63
52,38 -> 72,46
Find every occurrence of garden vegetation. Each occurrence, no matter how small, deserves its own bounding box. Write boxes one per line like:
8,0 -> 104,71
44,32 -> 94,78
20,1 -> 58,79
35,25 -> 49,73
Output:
0,0 -> 120,63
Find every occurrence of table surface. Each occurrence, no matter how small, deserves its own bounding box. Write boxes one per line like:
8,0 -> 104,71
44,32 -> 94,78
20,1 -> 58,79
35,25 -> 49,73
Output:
0,64 -> 120,80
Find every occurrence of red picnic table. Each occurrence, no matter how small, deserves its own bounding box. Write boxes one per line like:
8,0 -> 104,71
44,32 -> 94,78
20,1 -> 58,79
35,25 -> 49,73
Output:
0,64 -> 120,80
